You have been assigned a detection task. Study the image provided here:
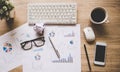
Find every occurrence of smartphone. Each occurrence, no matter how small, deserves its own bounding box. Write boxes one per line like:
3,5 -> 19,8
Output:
94,42 -> 107,66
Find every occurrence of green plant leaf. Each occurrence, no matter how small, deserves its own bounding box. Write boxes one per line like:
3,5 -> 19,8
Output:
0,0 -> 14,20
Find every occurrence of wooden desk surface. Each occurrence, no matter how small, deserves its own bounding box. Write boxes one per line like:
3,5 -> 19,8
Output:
0,0 -> 119,72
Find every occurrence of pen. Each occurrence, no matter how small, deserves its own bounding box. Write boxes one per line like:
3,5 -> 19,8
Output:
49,37 -> 60,59
84,44 -> 92,71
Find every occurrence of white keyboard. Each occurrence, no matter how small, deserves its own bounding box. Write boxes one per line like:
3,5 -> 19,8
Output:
28,3 -> 77,25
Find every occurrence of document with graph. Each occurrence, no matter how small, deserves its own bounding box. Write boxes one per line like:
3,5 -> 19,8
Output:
0,23 -> 40,72
23,24 -> 81,72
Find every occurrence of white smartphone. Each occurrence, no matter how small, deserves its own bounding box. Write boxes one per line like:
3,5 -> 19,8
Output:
94,42 -> 107,66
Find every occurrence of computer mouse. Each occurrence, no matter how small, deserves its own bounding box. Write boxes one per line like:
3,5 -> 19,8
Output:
83,27 -> 95,42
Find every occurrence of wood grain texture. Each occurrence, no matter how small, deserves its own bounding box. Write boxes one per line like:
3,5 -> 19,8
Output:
0,0 -> 119,72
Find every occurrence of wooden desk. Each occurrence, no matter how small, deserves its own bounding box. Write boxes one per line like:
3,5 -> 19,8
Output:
0,0 -> 119,72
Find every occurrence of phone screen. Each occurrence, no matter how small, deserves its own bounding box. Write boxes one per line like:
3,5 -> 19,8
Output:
95,45 -> 106,62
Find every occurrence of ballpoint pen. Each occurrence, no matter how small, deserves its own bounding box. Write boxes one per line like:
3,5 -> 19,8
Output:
49,37 -> 60,59
84,44 -> 92,71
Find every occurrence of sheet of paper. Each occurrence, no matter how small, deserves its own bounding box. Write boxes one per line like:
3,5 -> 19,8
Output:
0,25 -> 27,72
0,23 -> 39,72
23,24 -> 81,72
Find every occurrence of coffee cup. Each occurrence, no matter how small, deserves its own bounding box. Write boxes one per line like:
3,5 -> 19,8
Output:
90,7 -> 108,24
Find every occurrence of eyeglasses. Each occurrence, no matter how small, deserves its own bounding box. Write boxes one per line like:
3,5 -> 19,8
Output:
20,37 -> 45,50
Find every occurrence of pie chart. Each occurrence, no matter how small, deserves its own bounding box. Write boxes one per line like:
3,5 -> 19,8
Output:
3,42 -> 12,53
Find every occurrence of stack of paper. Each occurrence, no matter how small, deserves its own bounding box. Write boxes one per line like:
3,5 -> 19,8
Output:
0,23 -> 81,72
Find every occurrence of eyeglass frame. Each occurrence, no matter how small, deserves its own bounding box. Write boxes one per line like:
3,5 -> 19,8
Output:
20,36 -> 45,50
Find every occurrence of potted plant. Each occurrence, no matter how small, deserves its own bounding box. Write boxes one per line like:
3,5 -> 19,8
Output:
0,0 -> 15,24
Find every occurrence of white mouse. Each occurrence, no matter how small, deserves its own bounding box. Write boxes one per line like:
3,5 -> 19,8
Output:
83,27 -> 95,42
